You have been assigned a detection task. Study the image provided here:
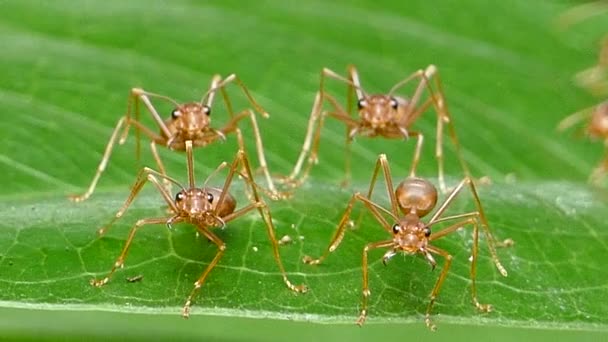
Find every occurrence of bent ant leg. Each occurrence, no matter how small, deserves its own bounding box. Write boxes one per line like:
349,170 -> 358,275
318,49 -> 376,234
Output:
590,149 -> 608,184
422,246 -> 452,331
216,150 -> 307,293
355,239 -> 393,327
148,141 -> 172,193
91,216 -> 176,287
428,177 -> 509,276
280,67 -> 362,188
70,88 -> 175,202
427,66 -> 472,187
304,191 -> 397,265
427,214 -> 493,313
182,226 -> 225,318
557,105 -> 596,132
205,74 -> 269,117
97,168 -> 182,236
278,91 -> 324,186
69,116 -> 129,202
355,154 -> 401,228
92,165 -> 183,287
221,109 -> 289,200
391,66 -> 471,191
280,92 -> 358,188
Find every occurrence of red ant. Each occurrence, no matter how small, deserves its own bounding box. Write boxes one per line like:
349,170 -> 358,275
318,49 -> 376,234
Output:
303,154 -> 511,330
70,74 -> 288,202
277,65 -> 469,193
90,140 -> 307,317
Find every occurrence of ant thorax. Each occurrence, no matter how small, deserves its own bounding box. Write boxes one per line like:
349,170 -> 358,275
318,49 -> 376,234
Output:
588,102 -> 608,138
357,95 -> 410,131
174,187 -> 236,226
391,214 -> 431,253
163,103 -> 212,147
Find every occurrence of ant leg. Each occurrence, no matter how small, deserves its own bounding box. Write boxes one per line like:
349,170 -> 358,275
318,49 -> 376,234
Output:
435,109 -> 448,192
429,177 -> 509,276
557,106 -> 595,132
302,193 -> 360,265
280,66 -> 361,188
219,110 -> 288,200
304,192 -> 396,265
98,169 -> 181,236
242,109 -> 280,199
149,141 -> 172,193
366,154 -> 400,216
182,227 -> 225,318
355,239 -> 394,326
69,117 -> 128,202
427,66 -> 472,183
258,203 -> 308,293
202,75 -> 223,112
220,151 -> 307,293
422,246 -> 453,331
130,88 -> 175,139
393,66 -> 471,190
590,149 -> 608,185
91,216 -> 175,287
354,153 -> 403,228
279,94 -> 357,188
427,216 -> 493,312
468,217 -> 492,312
342,126 -> 353,187
408,132 -> 425,178
278,91 -> 324,186
70,87 -> 176,203
213,74 -> 269,117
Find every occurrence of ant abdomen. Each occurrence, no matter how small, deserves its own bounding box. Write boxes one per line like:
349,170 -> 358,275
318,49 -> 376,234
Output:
395,177 -> 438,217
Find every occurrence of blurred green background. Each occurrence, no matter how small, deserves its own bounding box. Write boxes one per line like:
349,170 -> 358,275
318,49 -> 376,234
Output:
0,0 -> 607,340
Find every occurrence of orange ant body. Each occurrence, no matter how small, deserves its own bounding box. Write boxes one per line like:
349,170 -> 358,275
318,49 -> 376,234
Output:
303,154 -> 510,330
278,65 -> 469,192
70,74 -> 287,202
90,141 -> 306,318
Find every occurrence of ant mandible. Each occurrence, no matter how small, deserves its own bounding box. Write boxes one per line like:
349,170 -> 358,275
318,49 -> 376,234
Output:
303,154 -> 510,330
70,74 -> 288,202
90,140 -> 307,318
278,64 -> 469,192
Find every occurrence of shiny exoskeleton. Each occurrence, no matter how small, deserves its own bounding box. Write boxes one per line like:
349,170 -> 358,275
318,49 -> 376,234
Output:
90,141 -> 306,318
303,154 -> 510,330
278,65 -> 469,192
70,74 -> 287,202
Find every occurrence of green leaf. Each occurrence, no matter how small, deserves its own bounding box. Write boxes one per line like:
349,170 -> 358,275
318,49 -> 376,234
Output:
1,0 -> 607,340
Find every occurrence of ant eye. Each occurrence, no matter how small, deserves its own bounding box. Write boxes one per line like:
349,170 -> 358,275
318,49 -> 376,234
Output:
357,99 -> 367,109
390,97 -> 399,109
175,192 -> 185,202
202,105 -> 211,116
171,109 -> 182,119
424,227 -> 431,237
206,193 -> 214,203
392,224 -> 401,234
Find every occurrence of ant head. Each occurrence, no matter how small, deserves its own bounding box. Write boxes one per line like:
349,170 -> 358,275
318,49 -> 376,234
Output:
588,101 -> 608,137
391,214 -> 431,253
357,95 -> 402,129
395,177 -> 438,218
174,187 -> 236,225
169,103 -> 212,139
